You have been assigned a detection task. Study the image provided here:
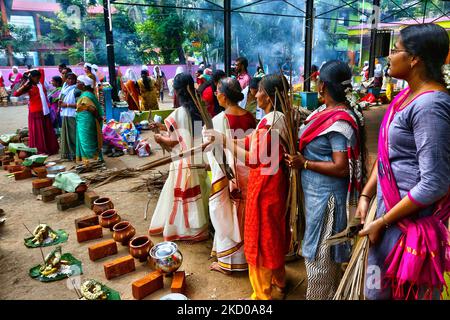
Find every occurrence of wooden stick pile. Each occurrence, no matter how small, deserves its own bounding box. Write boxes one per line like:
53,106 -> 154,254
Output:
333,198 -> 377,300
274,72 -> 306,256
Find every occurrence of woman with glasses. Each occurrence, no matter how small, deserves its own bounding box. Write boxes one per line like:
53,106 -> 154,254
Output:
357,23 -> 450,300
207,77 -> 256,275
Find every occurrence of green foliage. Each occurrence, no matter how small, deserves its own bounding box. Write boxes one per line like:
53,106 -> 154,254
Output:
136,7 -> 187,64
1,24 -> 34,64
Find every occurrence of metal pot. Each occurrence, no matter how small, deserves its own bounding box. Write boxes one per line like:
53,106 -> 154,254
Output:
149,241 -> 183,275
46,165 -> 66,175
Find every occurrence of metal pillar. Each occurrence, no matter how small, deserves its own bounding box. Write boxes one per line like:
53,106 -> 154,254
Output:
103,0 -> 119,101
303,0 -> 314,92
368,0 -> 380,78
224,0 -> 232,76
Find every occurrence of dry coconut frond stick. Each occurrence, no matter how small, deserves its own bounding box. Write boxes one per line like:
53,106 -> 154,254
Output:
187,86 -> 234,181
136,141 -> 212,172
333,198 -> 377,300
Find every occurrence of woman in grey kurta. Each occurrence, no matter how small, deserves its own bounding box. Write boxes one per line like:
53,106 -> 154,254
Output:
357,23 -> 450,300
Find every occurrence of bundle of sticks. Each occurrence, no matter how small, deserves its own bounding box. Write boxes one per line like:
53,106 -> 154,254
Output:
188,85 -> 234,181
333,198 -> 377,300
82,168 -> 140,188
128,170 -> 169,193
274,69 -> 307,256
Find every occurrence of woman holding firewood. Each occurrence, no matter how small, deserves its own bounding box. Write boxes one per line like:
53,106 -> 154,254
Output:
285,60 -> 367,300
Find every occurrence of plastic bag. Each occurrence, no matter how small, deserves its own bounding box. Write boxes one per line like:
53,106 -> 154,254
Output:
119,111 -> 135,123
135,139 -> 152,157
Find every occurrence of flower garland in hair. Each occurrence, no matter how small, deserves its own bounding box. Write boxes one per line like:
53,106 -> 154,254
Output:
443,64 -> 450,90
343,80 -> 365,127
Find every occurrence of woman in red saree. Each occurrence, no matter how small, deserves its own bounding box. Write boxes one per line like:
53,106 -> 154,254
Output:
357,24 -> 450,300
204,74 -> 289,300
14,69 -> 59,155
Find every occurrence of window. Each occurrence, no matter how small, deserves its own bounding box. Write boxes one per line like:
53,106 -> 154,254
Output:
9,15 -> 37,41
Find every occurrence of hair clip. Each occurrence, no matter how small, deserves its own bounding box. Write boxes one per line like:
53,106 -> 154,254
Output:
341,80 -> 352,85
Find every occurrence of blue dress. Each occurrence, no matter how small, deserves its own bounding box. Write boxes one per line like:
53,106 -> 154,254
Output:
302,130 -> 356,263
365,91 -> 450,300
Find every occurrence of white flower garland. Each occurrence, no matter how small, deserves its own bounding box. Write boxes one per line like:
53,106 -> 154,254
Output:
345,87 -> 365,127
443,64 -> 450,90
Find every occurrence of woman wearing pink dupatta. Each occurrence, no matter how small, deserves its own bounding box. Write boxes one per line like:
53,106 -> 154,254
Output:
357,24 -> 450,300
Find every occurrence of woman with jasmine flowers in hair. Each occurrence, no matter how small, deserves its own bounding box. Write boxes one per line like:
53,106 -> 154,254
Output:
204,74 -> 290,300
357,23 -> 450,300
285,60 -> 367,300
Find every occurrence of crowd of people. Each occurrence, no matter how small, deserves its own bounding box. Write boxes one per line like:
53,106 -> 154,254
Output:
148,23 -> 450,300
2,22 -> 449,301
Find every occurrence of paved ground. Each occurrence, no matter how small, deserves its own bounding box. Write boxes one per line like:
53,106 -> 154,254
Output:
0,101 -> 386,300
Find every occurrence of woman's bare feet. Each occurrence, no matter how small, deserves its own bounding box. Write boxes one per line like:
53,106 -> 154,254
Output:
209,262 -> 232,275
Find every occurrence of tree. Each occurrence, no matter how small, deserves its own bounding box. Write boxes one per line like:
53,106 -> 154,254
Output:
136,7 -> 187,64
0,24 -> 34,65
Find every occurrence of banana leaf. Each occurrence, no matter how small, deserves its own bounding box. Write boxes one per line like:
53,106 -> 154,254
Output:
29,253 -> 82,282
7,143 -> 37,154
24,229 -> 68,248
22,155 -> 48,167
102,284 -> 121,300
443,272 -> 450,300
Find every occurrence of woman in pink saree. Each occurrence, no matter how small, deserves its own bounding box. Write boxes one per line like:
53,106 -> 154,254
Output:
357,24 -> 450,300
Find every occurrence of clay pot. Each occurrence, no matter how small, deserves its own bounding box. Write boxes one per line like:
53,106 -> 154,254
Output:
18,151 -> 29,160
92,197 -> 114,215
112,221 -> 136,246
129,236 -> 154,262
99,209 -> 121,231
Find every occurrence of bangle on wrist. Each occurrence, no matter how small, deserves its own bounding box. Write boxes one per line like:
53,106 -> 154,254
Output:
382,215 -> 391,228
304,160 -> 309,170
360,194 -> 372,200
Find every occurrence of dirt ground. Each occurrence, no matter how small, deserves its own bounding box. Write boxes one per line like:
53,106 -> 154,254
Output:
0,101 -> 386,300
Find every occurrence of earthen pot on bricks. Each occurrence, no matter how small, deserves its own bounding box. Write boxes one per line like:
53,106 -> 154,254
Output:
92,197 -> 114,215
18,151 -> 29,160
129,236 -> 154,262
112,221 -> 136,246
99,209 -> 121,231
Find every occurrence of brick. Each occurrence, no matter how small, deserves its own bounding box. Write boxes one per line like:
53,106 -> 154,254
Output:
75,215 -> 99,230
57,199 -> 82,211
84,191 -> 99,209
104,255 -> 135,280
41,186 -> 63,202
8,165 -> 25,173
88,239 -> 118,261
132,271 -> 164,300
75,183 -> 88,194
33,167 -> 47,179
2,160 -> 12,168
171,271 -> 186,294
40,186 -> 62,197
76,225 -> 103,243
56,192 -> 79,205
32,178 -> 53,190
32,187 -> 41,196
14,169 -> 32,180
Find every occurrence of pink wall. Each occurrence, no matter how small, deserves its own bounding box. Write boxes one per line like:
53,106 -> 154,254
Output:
0,64 -> 198,88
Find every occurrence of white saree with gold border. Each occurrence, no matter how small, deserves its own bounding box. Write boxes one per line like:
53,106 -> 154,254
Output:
208,111 -> 249,271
